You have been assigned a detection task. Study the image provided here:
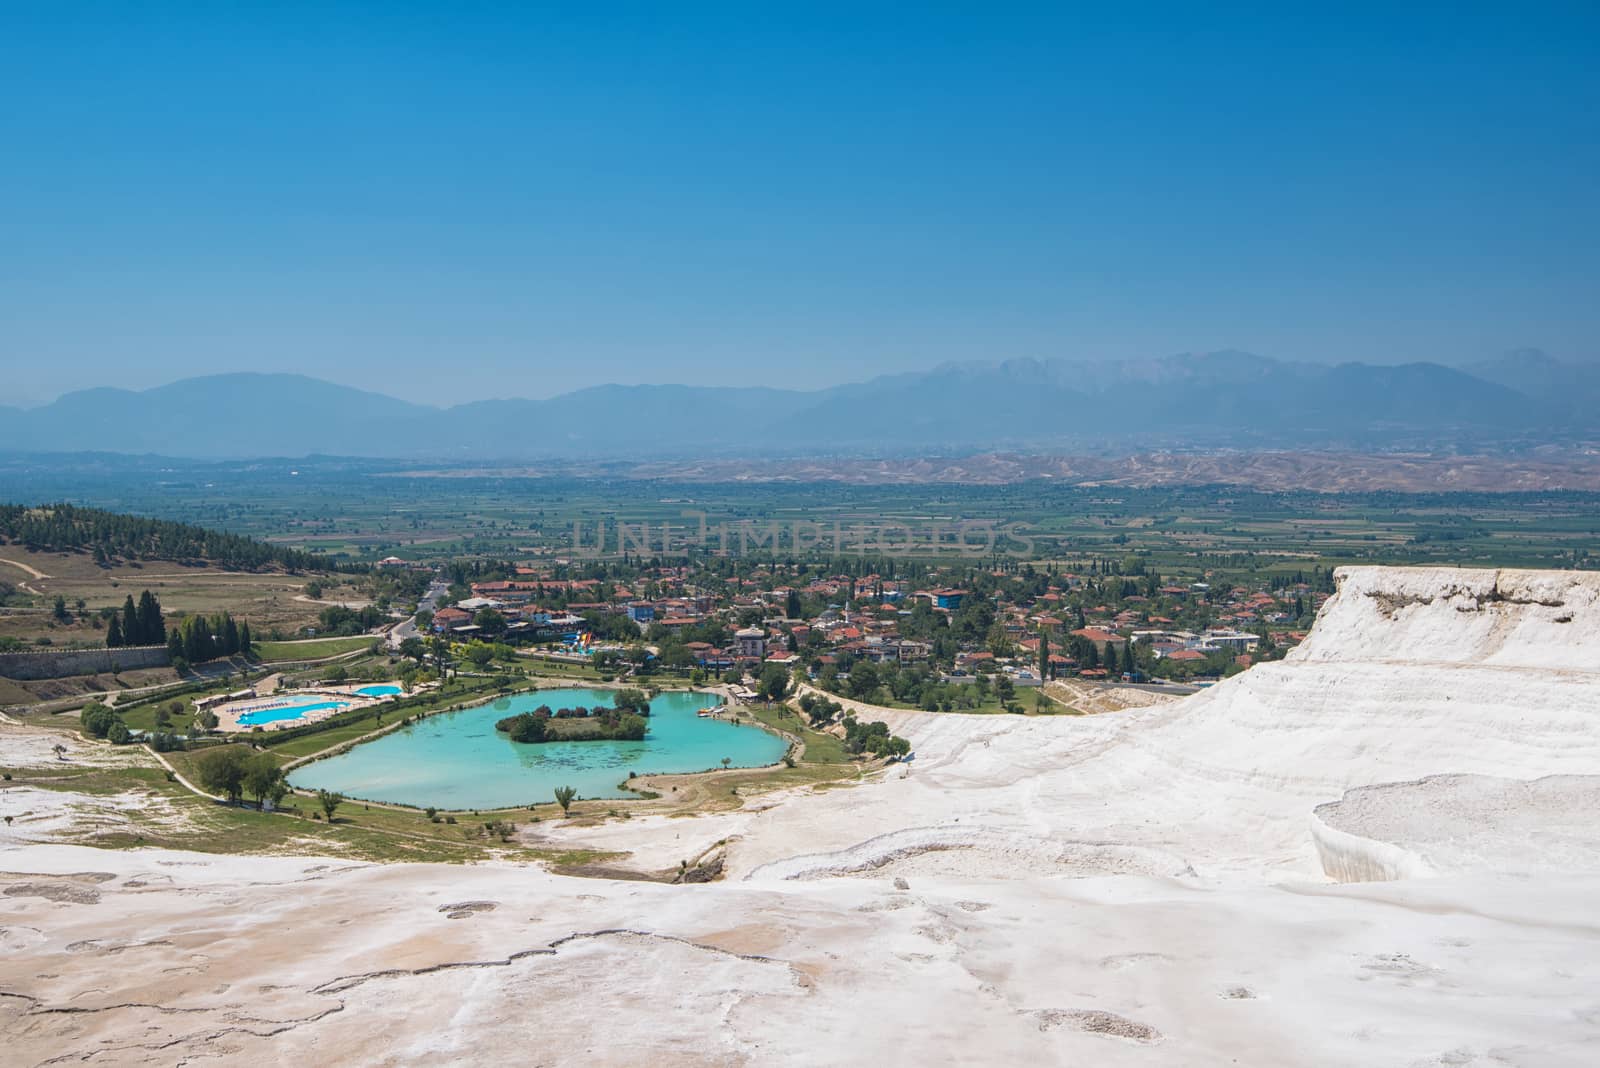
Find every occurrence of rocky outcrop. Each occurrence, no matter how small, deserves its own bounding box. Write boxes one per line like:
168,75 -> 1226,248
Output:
1288,566 -> 1600,670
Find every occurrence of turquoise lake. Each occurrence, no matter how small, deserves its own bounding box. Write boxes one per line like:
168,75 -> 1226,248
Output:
287,688 -> 788,809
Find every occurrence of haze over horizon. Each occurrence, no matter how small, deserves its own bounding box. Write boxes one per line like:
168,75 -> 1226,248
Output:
5,6 -> 1599,407
7,347 -> 1597,413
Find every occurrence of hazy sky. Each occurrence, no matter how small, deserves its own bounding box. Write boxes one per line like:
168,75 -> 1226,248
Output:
3,4 -> 1598,407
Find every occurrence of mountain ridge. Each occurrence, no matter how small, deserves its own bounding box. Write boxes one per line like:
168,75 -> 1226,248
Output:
2,352 -> 1591,460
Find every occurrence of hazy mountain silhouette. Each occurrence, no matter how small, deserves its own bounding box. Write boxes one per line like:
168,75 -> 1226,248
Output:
1466,348 -> 1600,420
0,353 -> 1582,460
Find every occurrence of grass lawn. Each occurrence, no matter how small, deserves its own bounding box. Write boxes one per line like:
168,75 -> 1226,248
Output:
515,655 -> 610,680
119,701 -> 197,732
163,742 -> 259,779
266,714 -> 391,760
77,745 -> 611,864
747,703 -> 852,764
255,636 -> 376,661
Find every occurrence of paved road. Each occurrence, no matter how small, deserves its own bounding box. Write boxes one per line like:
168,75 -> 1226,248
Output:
387,578 -> 448,650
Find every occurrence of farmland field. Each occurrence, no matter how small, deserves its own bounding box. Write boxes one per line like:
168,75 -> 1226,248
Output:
3,454 -> 1594,579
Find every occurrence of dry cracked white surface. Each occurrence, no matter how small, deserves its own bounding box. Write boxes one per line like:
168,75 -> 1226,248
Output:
5,566 -> 1600,1065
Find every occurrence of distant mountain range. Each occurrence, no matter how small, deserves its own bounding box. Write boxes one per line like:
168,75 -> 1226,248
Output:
2,350 -> 1593,460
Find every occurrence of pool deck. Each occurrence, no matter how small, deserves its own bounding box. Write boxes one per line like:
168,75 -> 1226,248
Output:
211,685 -> 407,733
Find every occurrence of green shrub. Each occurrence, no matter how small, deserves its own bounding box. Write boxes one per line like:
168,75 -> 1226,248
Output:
80,702 -> 117,738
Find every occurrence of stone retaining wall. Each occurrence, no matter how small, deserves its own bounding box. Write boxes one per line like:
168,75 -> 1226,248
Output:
0,645 -> 171,680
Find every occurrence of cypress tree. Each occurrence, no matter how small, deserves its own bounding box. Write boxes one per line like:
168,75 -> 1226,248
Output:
121,596 -> 139,647
223,615 -> 240,656
183,616 -> 206,662
137,590 -> 165,646
1038,628 -> 1050,681
238,621 -> 252,655
106,614 -> 124,648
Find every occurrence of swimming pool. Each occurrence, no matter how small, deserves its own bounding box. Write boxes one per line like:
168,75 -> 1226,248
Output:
354,684 -> 403,697
237,699 -> 352,727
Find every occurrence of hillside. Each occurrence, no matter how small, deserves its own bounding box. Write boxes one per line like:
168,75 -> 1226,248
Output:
0,502 -> 331,573
0,504 -> 348,661
1,351 -> 1593,460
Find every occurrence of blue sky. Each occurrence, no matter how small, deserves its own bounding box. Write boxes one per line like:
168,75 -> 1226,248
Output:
3,3 -> 1597,406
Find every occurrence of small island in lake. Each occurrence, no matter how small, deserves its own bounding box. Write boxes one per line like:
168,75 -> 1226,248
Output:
495,688 -> 654,744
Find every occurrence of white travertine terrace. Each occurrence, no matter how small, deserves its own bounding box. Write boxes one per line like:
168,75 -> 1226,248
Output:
4,566 -> 1599,1065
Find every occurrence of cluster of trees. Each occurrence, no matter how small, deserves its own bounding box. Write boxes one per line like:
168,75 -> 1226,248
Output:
1143,644 -> 1240,681
840,716 -> 911,758
317,604 -> 386,636
816,660 -> 1015,713
366,567 -> 432,607
495,702 -> 649,743
611,688 -> 652,715
0,503 -> 329,572
469,607 -> 507,634
798,692 -> 846,727
196,747 -> 289,809
105,590 -> 166,647
79,701 -> 190,750
458,639 -> 517,668
147,731 -> 187,752
1069,636 -> 1122,673
166,612 -> 251,665
398,635 -> 452,675
582,609 -> 648,644
796,695 -> 909,756
754,664 -> 792,703
80,702 -> 132,744
496,710 -> 552,742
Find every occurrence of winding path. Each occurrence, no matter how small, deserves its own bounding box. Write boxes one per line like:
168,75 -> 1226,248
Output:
0,555 -> 50,595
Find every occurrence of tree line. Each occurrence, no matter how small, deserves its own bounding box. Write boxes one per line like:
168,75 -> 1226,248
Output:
0,502 -> 337,572
167,612 -> 252,665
